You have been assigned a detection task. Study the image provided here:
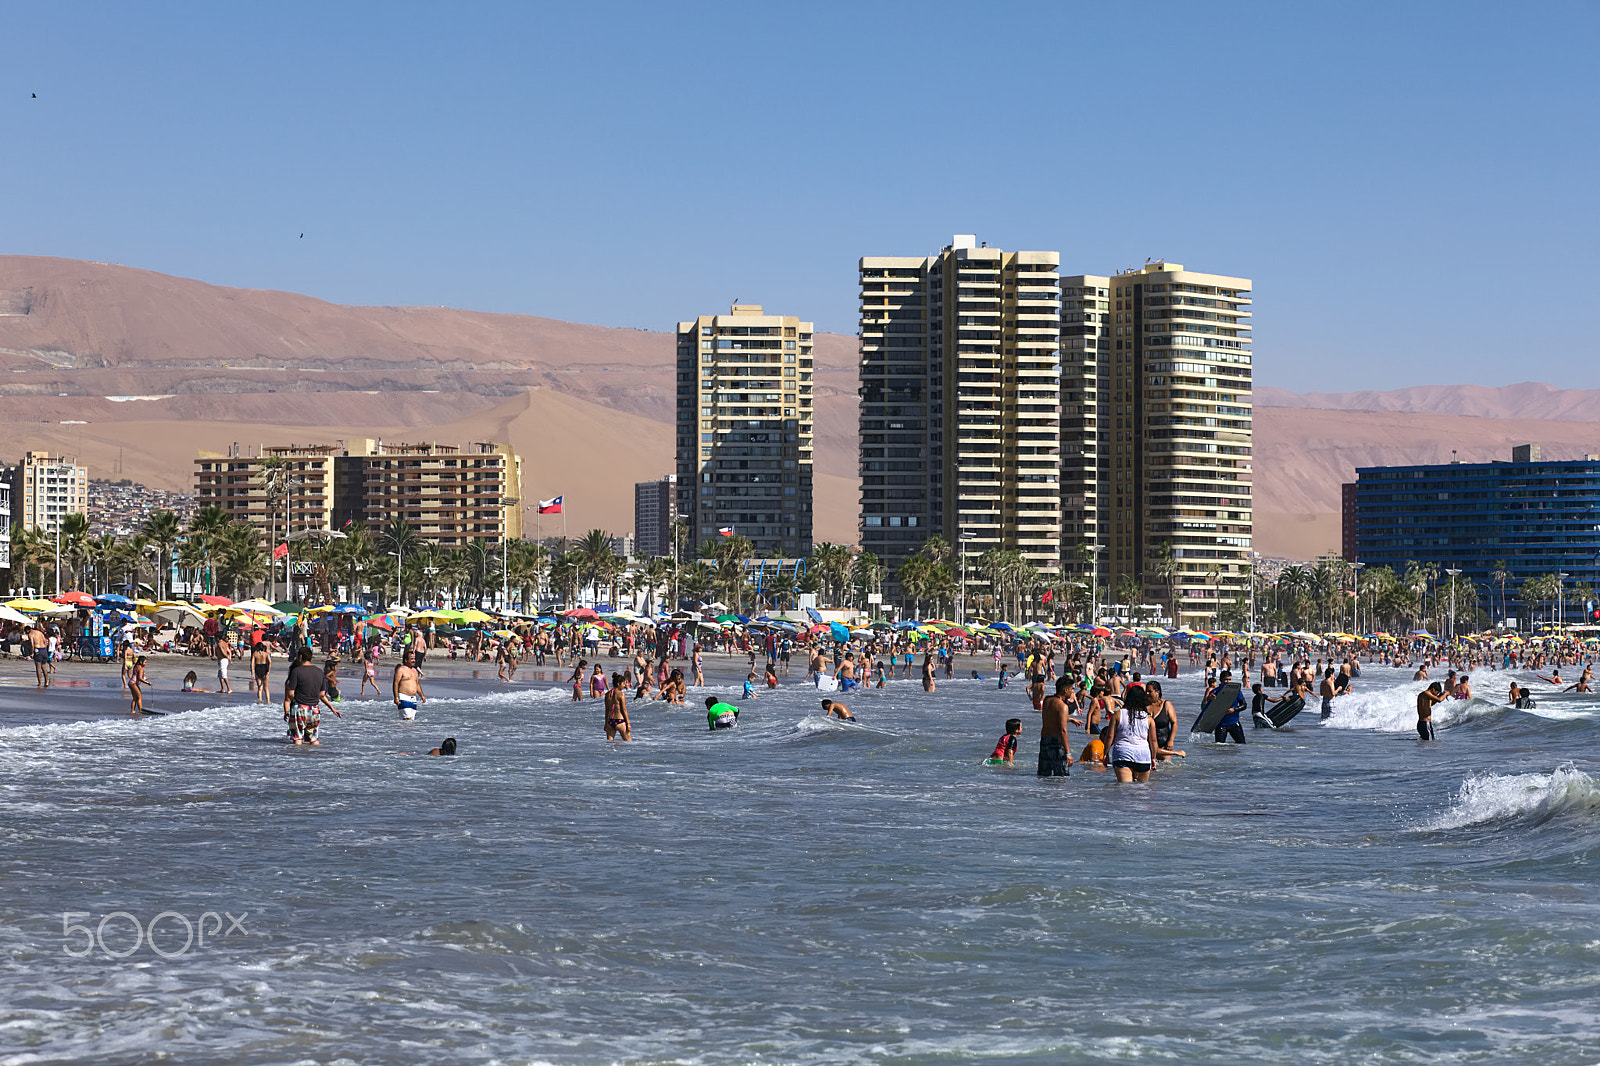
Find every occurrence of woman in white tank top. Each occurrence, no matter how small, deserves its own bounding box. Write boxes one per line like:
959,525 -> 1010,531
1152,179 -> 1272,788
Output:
1107,685 -> 1159,783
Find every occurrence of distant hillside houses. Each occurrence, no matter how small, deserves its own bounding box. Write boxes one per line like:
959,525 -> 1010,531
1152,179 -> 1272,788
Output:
89,479 -> 196,536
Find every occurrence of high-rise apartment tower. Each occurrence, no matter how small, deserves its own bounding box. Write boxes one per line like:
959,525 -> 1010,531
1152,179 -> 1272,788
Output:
675,305 -> 814,557
1104,262 -> 1252,626
10,452 -> 89,534
634,475 -> 677,558
859,236 -> 1063,600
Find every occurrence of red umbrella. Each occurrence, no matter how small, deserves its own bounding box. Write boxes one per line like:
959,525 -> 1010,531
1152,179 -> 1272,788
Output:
53,591 -> 95,607
198,595 -> 234,607
562,607 -> 599,621
1090,626 -> 1113,637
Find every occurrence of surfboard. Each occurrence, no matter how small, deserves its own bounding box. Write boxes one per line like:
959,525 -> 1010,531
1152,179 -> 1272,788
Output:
1266,694 -> 1305,728
1191,681 -> 1242,733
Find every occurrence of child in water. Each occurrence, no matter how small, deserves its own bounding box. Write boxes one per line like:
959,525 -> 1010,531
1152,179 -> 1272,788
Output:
989,718 -> 1023,765
323,658 -> 342,702
743,672 -> 757,700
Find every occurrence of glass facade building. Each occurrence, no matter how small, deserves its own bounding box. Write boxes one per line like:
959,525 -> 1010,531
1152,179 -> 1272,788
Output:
1352,448 -> 1600,626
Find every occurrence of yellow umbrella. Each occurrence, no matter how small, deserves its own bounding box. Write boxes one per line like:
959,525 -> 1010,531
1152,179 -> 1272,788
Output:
5,598 -> 59,612
457,609 -> 496,624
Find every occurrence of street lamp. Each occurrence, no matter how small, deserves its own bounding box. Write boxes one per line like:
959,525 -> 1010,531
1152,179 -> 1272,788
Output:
423,566 -> 439,609
1249,550 -> 1260,635
1445,568 -> 1461,642
958,531 -> 978,625
1557,571 -> 1569,632
1089,543 -> 1106,626
388,550 -> 402,609
1352,561 -> 1366,635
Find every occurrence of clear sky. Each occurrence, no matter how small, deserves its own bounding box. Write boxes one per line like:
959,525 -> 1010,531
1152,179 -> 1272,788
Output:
3,2 -> 1596,391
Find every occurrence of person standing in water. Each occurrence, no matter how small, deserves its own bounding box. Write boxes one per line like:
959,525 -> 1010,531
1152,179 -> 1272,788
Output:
1036,678 -> 1082,777
1416,682 -> 1446,740
393,648 -> 427,720
604,673 -> 632,740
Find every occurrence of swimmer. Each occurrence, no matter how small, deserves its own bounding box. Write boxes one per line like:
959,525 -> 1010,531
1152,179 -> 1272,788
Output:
821,698 -> 854,721
1416,682 -> 1447,740
705,696 -> 740,731
1454,674 -> 1473,700
743,672 -> 758,700
393,648 -> 426,720
605,674 -> 632,741
1565,664 -> 1593,693
1079,724 -> 1111,770
428,738 -> 458,756
1413,664 -> 1429,681
989,718 -> 1022,765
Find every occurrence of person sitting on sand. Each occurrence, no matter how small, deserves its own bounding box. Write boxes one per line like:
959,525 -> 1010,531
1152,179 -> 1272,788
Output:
181,670 -> 208,693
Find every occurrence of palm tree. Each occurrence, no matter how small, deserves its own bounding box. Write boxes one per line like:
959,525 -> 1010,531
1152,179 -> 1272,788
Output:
1490,560 -> 1511,626
851,551 -> 885,616
58,513 -> 91,591
141,510 -> 182,600
1149,539 -> 1180,627
188,504 -> 231,594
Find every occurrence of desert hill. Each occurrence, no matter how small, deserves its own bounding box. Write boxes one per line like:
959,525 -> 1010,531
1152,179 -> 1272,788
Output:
3,255 -> 1597,561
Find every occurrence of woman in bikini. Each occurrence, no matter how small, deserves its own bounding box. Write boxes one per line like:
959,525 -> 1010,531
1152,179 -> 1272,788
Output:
604,673 -> 632,740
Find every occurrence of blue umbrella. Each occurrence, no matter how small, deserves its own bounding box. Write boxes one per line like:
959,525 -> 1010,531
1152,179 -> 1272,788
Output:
893,620 -> 920,630
97,594 -> 135,607
829,621 -> 851,642
805,607 -> 825,624
326,604 -> 365,614
735,614 -> 753,624
990,621 -> 1015,631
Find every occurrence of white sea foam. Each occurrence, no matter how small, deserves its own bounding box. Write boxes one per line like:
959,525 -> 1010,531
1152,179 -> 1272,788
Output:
1420,763 -> 1600,830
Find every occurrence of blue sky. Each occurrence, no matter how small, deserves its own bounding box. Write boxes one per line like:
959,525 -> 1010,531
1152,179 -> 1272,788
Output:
3,2 -> 1595,391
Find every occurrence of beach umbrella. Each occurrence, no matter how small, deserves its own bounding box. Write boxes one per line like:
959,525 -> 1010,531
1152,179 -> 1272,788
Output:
850,627 -> 876,638
95,593 -> 135,607
828,621 -> 851,642
457,609 -> 495,624
805,607 -> 825,624
197,594 -> 233,607
893,620 -> 920,630
714,614 -> 741,623
362,614 -> 400,630
0,605 -> 32,625
52,591 -> 96,608
153,603 -> 207,627
6,598 -> 59,613
562,607 -> 600,621
229,598 -> 284,616
1090,626 -> 1113,637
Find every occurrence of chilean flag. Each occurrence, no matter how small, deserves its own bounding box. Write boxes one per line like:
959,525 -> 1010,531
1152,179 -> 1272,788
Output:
717,526 -> 734,537
538,496 -> 563,515
273,542 -> 289,560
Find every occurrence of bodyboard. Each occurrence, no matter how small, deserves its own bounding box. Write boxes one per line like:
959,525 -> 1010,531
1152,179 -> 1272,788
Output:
1191,681 -> 1242,733
1266,694 -> 1305,728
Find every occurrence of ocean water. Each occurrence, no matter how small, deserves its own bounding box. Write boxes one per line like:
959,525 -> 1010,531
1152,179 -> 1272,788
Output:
2,664 -> 1598,1064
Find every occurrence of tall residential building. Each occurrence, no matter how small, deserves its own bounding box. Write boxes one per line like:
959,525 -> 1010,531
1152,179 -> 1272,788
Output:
10,452 -> 89,534
194,439 -> 522,547
634,475 -> 677,558
194,443 -> 341,536
0,471 -> 10,574
1058,275 -> 1110,592
1105,262 -> 1253,626
859,236 -> 1063,596
675,305 -> 814,557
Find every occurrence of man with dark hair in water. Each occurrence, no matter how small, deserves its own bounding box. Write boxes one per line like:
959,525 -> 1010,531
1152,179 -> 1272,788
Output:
1416,682 -> 1447,740
1036,677 -> 1082,777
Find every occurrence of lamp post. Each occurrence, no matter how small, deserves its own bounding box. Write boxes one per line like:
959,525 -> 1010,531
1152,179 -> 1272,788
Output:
423,566 -> 439,610
958,531 -> 978,625
1249,550 -> 1260,635
1352,561 -> 1366,635
1557,571 -> 1569,633
1445,568 -> 1461,643
1089,543 -> 1105,626
388,550 -> 402,609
